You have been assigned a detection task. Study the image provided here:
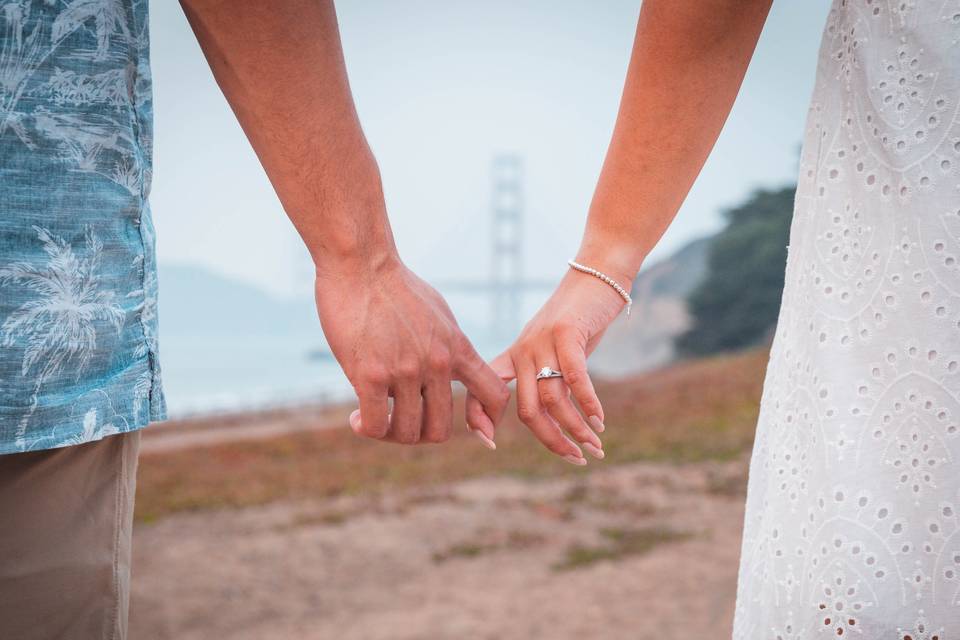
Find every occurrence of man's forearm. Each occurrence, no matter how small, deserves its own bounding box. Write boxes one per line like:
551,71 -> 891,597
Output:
578,0 -> 772,284
180,0 -> 397,272
180,0 -> 510,448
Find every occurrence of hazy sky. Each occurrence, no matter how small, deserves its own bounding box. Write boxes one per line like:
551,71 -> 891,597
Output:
149,1 -> 832,303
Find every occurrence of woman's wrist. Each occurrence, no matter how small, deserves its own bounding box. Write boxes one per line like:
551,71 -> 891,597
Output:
573,234 -> 644,294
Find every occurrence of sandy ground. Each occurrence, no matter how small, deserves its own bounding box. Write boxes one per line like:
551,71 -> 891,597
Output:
129,457 -> 747,640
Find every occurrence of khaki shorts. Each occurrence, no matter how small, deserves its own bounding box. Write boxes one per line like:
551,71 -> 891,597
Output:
0,431 -> 140,640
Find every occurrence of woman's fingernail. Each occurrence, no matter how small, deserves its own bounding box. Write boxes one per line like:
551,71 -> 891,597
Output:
582,442 -> 605,460
563,454 -> 588,466
588,415 -> 605,433
473,430 -> 497,451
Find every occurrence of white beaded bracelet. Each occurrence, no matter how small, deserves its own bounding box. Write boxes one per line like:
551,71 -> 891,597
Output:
568,259 -> 633,316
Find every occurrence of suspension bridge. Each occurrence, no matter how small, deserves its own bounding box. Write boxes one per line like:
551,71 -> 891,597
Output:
434,154 -> 554,336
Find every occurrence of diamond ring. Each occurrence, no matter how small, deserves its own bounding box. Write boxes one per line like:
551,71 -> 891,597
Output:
536,366 -> 563,381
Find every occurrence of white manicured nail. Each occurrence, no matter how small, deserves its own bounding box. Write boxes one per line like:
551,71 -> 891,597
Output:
472,430 -> 497,450
588,415 -> 605,433
582,442 -> 605,460
563,454 -> 587,466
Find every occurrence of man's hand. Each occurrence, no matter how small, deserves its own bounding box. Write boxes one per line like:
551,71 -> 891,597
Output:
316,254 -> 509,445
180,0 -> 507,443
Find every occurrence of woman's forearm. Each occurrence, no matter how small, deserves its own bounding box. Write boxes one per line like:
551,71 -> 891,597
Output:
180,0 -> 397,274
578,0 -> 773,284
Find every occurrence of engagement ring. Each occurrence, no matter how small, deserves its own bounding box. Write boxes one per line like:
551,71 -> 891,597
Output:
536,367 -> 563,381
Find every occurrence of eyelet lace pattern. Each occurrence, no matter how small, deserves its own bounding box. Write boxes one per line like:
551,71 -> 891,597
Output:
733,1 -> 960,636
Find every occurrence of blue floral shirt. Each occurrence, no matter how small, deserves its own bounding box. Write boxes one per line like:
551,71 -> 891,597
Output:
0,0 -> 165,454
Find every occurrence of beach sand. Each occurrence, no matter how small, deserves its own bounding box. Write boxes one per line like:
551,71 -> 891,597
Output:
128,349 -> 765,639
130,458 -> 746,640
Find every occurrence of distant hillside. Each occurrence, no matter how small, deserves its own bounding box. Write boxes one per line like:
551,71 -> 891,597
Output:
158,264 -> 320,337
588,236 -> 710,377
590,185 -> 795,376
676,187 -> 794,356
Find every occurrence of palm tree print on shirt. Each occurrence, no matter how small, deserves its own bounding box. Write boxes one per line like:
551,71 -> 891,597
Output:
1,0 -> 148,192
0,1 -> 47,148
0,0 -> 160,453
0,226 -> 124,449
50,0 -> 131,62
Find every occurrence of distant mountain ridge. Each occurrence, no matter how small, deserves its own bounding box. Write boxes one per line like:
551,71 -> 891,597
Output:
158,264 -> 320,337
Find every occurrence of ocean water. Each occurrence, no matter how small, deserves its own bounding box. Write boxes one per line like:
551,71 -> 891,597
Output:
158,330 -> 512,418
158,332 -> 351,416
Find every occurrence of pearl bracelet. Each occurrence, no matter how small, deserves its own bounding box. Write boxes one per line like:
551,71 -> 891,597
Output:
567,259 -> 633,316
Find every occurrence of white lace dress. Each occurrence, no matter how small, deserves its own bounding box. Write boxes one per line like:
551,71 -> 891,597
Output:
732,2 -> 960,637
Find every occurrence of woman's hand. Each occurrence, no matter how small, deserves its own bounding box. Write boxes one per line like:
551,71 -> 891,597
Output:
465,264 -> 632,464
468,0 -> 770,463
316,254 -> 510,445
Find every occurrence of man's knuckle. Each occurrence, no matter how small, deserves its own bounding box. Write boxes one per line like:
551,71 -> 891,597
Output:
396,362 -> 421,381
453,333 -> 474,355
427,350 -> 452,373
358,366 -> 389,387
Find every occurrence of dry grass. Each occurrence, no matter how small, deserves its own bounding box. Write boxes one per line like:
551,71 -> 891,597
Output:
554,526 -> 695,571
135,348 -> 768,522
432,530 -> 546,563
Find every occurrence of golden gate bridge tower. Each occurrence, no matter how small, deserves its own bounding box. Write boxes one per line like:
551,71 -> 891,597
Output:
436,154 -> 552,336
490,154 -> 525,336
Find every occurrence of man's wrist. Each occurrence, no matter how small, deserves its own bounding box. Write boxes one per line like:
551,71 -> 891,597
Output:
291,171 -> 401,281
312,236 -> 401,284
